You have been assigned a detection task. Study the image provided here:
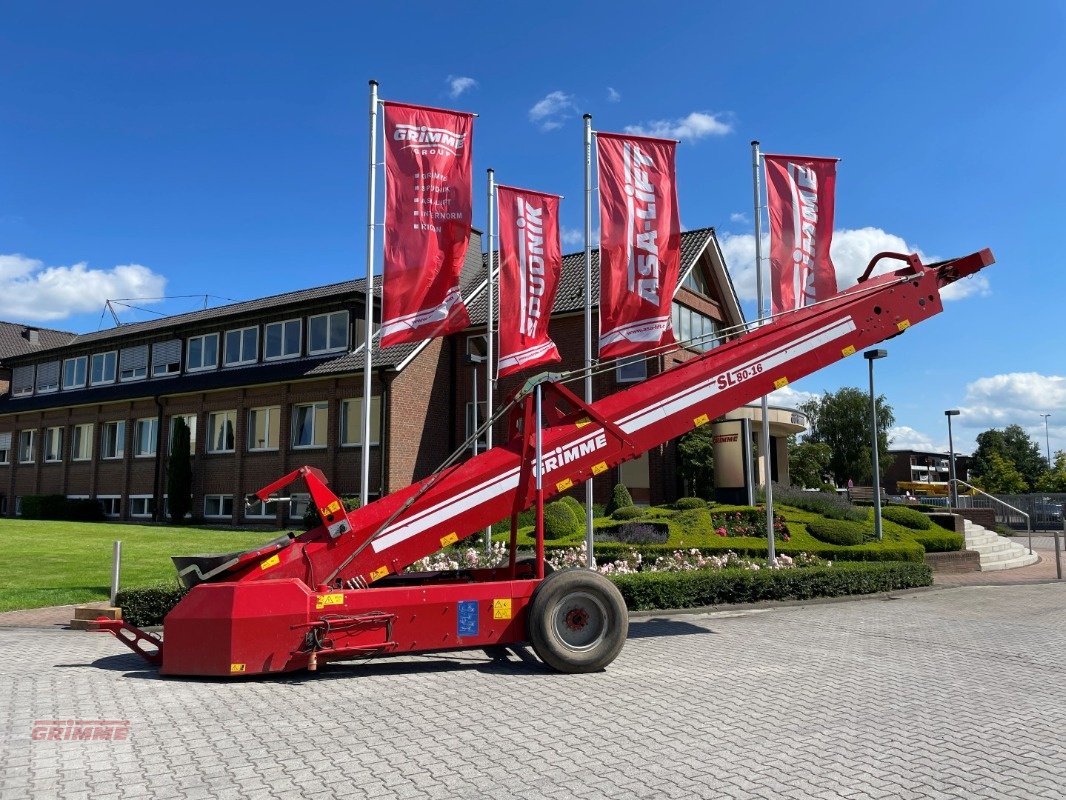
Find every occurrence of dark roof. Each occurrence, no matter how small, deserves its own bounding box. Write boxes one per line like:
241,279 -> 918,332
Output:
0,322 -> 76,362
465,227 -> 719,326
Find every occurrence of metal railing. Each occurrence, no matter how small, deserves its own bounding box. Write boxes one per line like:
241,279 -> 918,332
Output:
951,479 -> 1033,555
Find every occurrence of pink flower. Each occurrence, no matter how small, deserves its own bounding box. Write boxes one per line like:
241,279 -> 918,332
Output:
716,526 -> 727,537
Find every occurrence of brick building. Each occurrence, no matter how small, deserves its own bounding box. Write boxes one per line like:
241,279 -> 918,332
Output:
884,448 -> 970,495
0,227 -> 743,523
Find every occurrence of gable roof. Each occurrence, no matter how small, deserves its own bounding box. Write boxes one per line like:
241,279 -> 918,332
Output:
0,322 -> 76,363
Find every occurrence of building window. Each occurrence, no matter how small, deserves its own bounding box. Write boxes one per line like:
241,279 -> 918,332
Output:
101,421 -> 126,460
90,351 -> 118,385
119,345 -> 149,382
224,326 -> 259,367
11,365 -> 34,397
465,401 -> 488,454
152,339 -> 182,377
466,334 -> 488,359
0,432 -> 10,464
18,430 -> 35,463
247,406 -> 280,451
169,414 -> 198,453
204,495 -> 234,518
63,356 -> 88,389
44,427 -> 63,462
186,333 -> 219,372
36,361 -> 60,394
207,411 -> 236,453
289,493 -> 310,520
308,311 -> 349,355
0,495 -> 7,515
616,356 -> 647,383
134,418 -> 158,457
265,319 -> 302,360
129,495 -> 155,518
682,267 -> 711,297
672,302 -> 719,353
15,497 -> 23,516
97,496 -> 121,517
244,496 -> 277,519
71,424 -> 94,461
291,402 -> 327,449
340,397 -> 381,446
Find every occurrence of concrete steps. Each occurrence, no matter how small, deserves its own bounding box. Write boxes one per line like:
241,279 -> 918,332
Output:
963,519 -> 1040,571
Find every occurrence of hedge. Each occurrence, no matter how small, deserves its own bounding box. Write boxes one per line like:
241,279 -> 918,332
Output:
611,506 -> 645,521
674,497 -> 707,510
910,531 -> 964,553
806,518 -> 869,546
609,561 -> 933,610
881,505 -> 933,530
115,585 -> 188,627
547,540 -> 926,565
543,500 -> 577,539
604,483 -> 634,516
18,494 -> 105,522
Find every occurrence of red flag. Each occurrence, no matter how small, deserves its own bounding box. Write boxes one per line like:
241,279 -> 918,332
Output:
596,132 -> 680,359
764,154 -> 839,314
380,101 -> 474,347
496,185 -> 563,378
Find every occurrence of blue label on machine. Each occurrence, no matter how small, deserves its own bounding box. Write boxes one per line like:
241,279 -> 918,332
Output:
457,600 -> 479,638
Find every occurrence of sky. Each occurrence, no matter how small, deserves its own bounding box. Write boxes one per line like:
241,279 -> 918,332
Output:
2,1 -> 1064,461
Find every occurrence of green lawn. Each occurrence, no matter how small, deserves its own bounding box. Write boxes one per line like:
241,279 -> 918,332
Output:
0,520 -> 275,612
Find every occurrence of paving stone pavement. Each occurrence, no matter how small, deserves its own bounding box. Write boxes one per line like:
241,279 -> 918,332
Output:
1,583 -> 1064,800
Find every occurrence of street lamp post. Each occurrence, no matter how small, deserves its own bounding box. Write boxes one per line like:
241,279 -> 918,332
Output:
1041,413 -> 1052,467
945,410 -> 960,509
864,349 -> 888,541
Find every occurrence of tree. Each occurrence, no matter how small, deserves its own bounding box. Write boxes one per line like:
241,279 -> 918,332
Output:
167,418 -> 192,523
677,425 -> 715,499
971,451 -> 1027,494
799,387 -> 894,486
970,424 -> 1047,491
788,436 -> 832,489
1035,450 -> 1066,493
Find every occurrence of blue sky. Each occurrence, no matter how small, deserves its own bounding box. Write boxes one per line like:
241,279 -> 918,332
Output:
2,1 -> 1064,460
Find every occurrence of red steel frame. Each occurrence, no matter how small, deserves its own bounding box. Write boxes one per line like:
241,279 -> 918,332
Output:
98,249 -> 994,676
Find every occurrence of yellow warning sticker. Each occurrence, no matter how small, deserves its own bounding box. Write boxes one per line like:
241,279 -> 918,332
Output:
315,593 -> 344,610
575,417 -> 591,428
774,377 -> 789,389
556,478 -> 574,492
897,319 -> 911,331
259,554 -> 280,571
493,599 -> 512,620
693,413 -> 709,427
440,532 -> 458,548
319,500 -> 341,517
369,566 -> 389,583
591,461 -> 608,475
230,663 -> 246,673
841,345 -> 856,357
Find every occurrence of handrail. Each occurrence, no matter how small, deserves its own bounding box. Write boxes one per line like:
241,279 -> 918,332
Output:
951,479 -> 1033,555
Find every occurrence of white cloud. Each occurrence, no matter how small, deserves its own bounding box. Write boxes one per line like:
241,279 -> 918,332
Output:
447,75 -> 477,98
561,227 -> 584,247
624,111 -> 732,142
729,212 -> 748,225
607,87 -> 621,103
959,373 -> 1066,429
888,425 -> 942,452
529,91 -> 576,131
768,384 -> 819,410
716,226 -> 992,303
0,253 -> 167,322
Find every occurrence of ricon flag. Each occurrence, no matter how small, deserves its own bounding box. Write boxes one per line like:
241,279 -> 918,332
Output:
764,154 -> 839,314
496,185 -> 562,378
380,101 -> 474,347
596,132 -> 680,359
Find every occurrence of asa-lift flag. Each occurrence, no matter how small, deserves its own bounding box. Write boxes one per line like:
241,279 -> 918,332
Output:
380,101 -> 474,347
496,185 -> 563,378
763,154 -> 840,314
596,131 -> 681,360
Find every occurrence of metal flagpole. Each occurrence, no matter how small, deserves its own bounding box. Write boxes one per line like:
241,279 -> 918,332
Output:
360,80 -> 379,507
484,168 -> 496,551
583,113 -> 595,570
752,140 -> 776,561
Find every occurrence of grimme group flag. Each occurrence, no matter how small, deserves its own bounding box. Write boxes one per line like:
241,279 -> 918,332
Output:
496,185 -> 562,378
764,154 -> 839,314
596,132 -> 680,359
380,101 -> 474,347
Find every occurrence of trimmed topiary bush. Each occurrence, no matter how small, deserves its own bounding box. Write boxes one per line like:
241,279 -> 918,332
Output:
911,531 -> 964,553
558,494 -> 585,521
611,505 -> 645,520
543,500 -> 577,539
115,584 -> 188,627
604,483 -> 634,516
881,505 -> 933,530
609,561 -> 933,610
674,497 -> 707,510
806,518 -> 870,546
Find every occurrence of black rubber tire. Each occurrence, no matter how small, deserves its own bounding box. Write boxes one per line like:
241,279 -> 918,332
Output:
514,557 -> 554,580
526,568 -> 628,673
